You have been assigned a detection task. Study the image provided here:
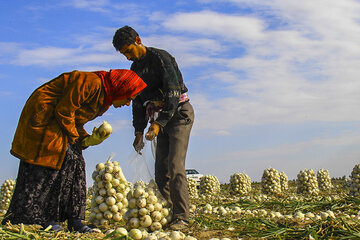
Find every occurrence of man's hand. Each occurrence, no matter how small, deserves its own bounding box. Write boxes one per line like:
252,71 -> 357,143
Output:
145,122 -> 160,141
81,127 -> 110,147
133,132 -> 145,154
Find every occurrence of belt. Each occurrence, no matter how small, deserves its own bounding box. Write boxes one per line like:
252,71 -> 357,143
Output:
179,93 -> 189,103
143,93 -> 190,107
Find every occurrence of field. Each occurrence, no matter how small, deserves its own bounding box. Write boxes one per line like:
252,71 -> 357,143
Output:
0,176 -> 360,240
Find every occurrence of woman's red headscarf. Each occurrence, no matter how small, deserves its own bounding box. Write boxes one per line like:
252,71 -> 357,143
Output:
93,69 -> 147,108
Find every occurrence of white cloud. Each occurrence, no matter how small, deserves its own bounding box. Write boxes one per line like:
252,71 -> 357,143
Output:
223,132 -> 360,160
0,31 -> 122,67
192,75 -> 360,132
0,42 -> 22,64
143,35 -> 225,68
0,91 -> 13,96
62,0 -> 110,12
154,2 -> 360,133
15,46 -> 120,67
111,119 -> 132,132
144,35 -> 225,56
163,10 -> 266,43
3,1 -> 360,134
200,130 -> 360,182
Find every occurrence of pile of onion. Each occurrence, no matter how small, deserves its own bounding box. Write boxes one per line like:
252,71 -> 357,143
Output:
261,168 -> 281,195
0,179 -> 15,214
187,178 -> 199,200
229,172 -> 252,195
317,169 -> 333,191
199,175 -> 220,198
88,159 -> 131,226
349,164 -> 360,197
296,169 -> 319,195
279,171 -> 289,192
123,179 -> 172,233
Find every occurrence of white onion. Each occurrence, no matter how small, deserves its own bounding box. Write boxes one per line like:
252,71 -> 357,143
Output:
128,228 -> 142,240
95,196 -> 104,204
97,120 -> 113,137
103,210 -> 113,220
110,204 -> 119,213
129,217 -> 140,228
115,227 -> 128,236
137,197 -> 147,208
150,221 -> 162,232
99,202 -> 108,212
140,215 -> 153,228
106,196 -> 116,206
151,210 -> 162,222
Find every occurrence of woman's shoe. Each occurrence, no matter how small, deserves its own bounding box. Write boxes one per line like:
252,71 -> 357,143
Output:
169,219 -> 189,231
41,220 -> 63,232
67,218 -> 94,233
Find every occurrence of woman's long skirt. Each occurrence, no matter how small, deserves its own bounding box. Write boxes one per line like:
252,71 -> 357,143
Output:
1,143 -> 86,225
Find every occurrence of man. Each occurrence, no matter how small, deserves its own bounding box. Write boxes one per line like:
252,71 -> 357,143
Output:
113,26 -> 195,231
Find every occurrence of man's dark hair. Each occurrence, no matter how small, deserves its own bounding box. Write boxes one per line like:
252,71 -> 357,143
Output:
113,26 -> 139,51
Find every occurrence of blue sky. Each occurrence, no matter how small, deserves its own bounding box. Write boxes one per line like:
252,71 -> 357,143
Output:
1,0 -> 360,186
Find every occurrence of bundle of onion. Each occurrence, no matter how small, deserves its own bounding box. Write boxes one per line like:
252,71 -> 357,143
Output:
199,175 -> 220,198
106,227 -> 149,240
279,171 -> 289,191
88,159 -> 131,226
0,179 -> 15,214
317,169 -> 333,191
261,168 -> 281,195
145,230 -> 197,240
229,173 -> 251,195
187,178 -> 199,200
106,227 -> 197,240
199,203 -> 213,215
296,169 -> 319,195
123,179 -> 172,233
349,164 -> 360,197
87,186 -> 95,199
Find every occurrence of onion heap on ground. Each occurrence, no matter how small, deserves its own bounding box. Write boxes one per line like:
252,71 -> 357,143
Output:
187,178 -> 199,200
261,168 -> 281,195
296,169 -> 319,195
229,173 -> 252,195
88,160 -> 131,226
87,186 -> 95,199
123,179 -> 172,234
349,164 -> 360,197
0,179 -> 15,214
279,171 -> 289,191
86,186 -> 95,207
106,227 -> 197,240
317,169 -> 333,191
144,230 -> 197,240
199,175 -> 220,198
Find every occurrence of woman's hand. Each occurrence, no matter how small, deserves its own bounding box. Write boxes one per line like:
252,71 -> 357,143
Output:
81,127 -> 110,147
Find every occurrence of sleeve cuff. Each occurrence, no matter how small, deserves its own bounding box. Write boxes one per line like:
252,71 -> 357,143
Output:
154,120 -> 166,128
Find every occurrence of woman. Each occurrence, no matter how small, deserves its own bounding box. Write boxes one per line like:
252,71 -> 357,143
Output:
1,69 -> 146,233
